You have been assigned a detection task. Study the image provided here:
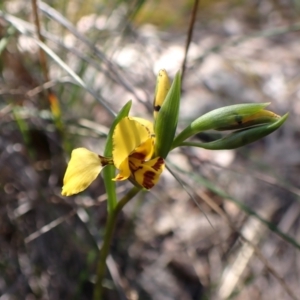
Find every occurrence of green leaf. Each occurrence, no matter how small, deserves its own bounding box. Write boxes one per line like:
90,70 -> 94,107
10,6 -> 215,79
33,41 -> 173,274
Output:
179,113 -> 288,150
103,100 -> 132,213
173,103 -> 274,148
154,71 -> 181,158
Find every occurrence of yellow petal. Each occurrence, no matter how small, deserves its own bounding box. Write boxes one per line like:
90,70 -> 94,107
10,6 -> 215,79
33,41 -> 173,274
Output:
132,157 -> 165,189
113,117 -> 152,169
153,69 -> 171,120
113,138 -> 154,182
131,117 -> 154,135
132,138 -> 154,161
113,158 -> 131,181
62,148 -> 109,196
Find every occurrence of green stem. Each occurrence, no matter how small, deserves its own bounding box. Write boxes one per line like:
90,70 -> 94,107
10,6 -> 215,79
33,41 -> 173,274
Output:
93,186 -> 141,300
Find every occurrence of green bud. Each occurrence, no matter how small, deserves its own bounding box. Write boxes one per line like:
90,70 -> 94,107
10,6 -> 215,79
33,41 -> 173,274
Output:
172,103 -> 279,148
179,113 -> 288,150
155,71 -> 181,158
216,109 -> 280,131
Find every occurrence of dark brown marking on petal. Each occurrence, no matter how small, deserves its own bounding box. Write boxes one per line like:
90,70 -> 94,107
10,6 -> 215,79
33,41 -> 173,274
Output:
130,152 -> 146,160
151,157 -> 164,171
154,105 -> 161,112
98,155 -> 113,166
235,114 -> 243,125
134,120 -> 152,136
142,171 -> 156,189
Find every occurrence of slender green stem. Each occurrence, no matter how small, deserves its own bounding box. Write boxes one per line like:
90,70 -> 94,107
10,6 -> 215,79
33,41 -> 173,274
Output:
93,186 -> 141,300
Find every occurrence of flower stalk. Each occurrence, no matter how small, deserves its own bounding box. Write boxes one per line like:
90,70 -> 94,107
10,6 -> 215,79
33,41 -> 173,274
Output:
93,186 -> 141,300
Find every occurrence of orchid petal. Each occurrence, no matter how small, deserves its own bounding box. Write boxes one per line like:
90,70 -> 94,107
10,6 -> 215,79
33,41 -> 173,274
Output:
113,158 -> 131,181
132,157 -> 165,189
62,148 -> 110,196
131,117 -> 154,135
113,117 -> 152,169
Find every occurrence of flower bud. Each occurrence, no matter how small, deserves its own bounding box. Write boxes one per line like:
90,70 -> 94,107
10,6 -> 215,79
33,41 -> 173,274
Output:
180,113 -> 288,150
154,71 -> 181,158
173,103 -> 281,148
153,69 -> 171,120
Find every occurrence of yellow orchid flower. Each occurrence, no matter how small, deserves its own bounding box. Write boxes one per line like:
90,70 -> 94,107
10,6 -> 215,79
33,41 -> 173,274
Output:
62,69 -> 287,197
62,117 -> 165,196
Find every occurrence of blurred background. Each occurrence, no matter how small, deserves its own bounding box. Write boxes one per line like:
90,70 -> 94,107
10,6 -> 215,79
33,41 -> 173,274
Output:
1,0 -> 300,299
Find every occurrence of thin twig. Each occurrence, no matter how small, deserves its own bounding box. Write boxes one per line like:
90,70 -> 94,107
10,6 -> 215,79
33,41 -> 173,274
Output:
31,0 -> 50,83
31,0 -> 65,135
181,0 -> 200,86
